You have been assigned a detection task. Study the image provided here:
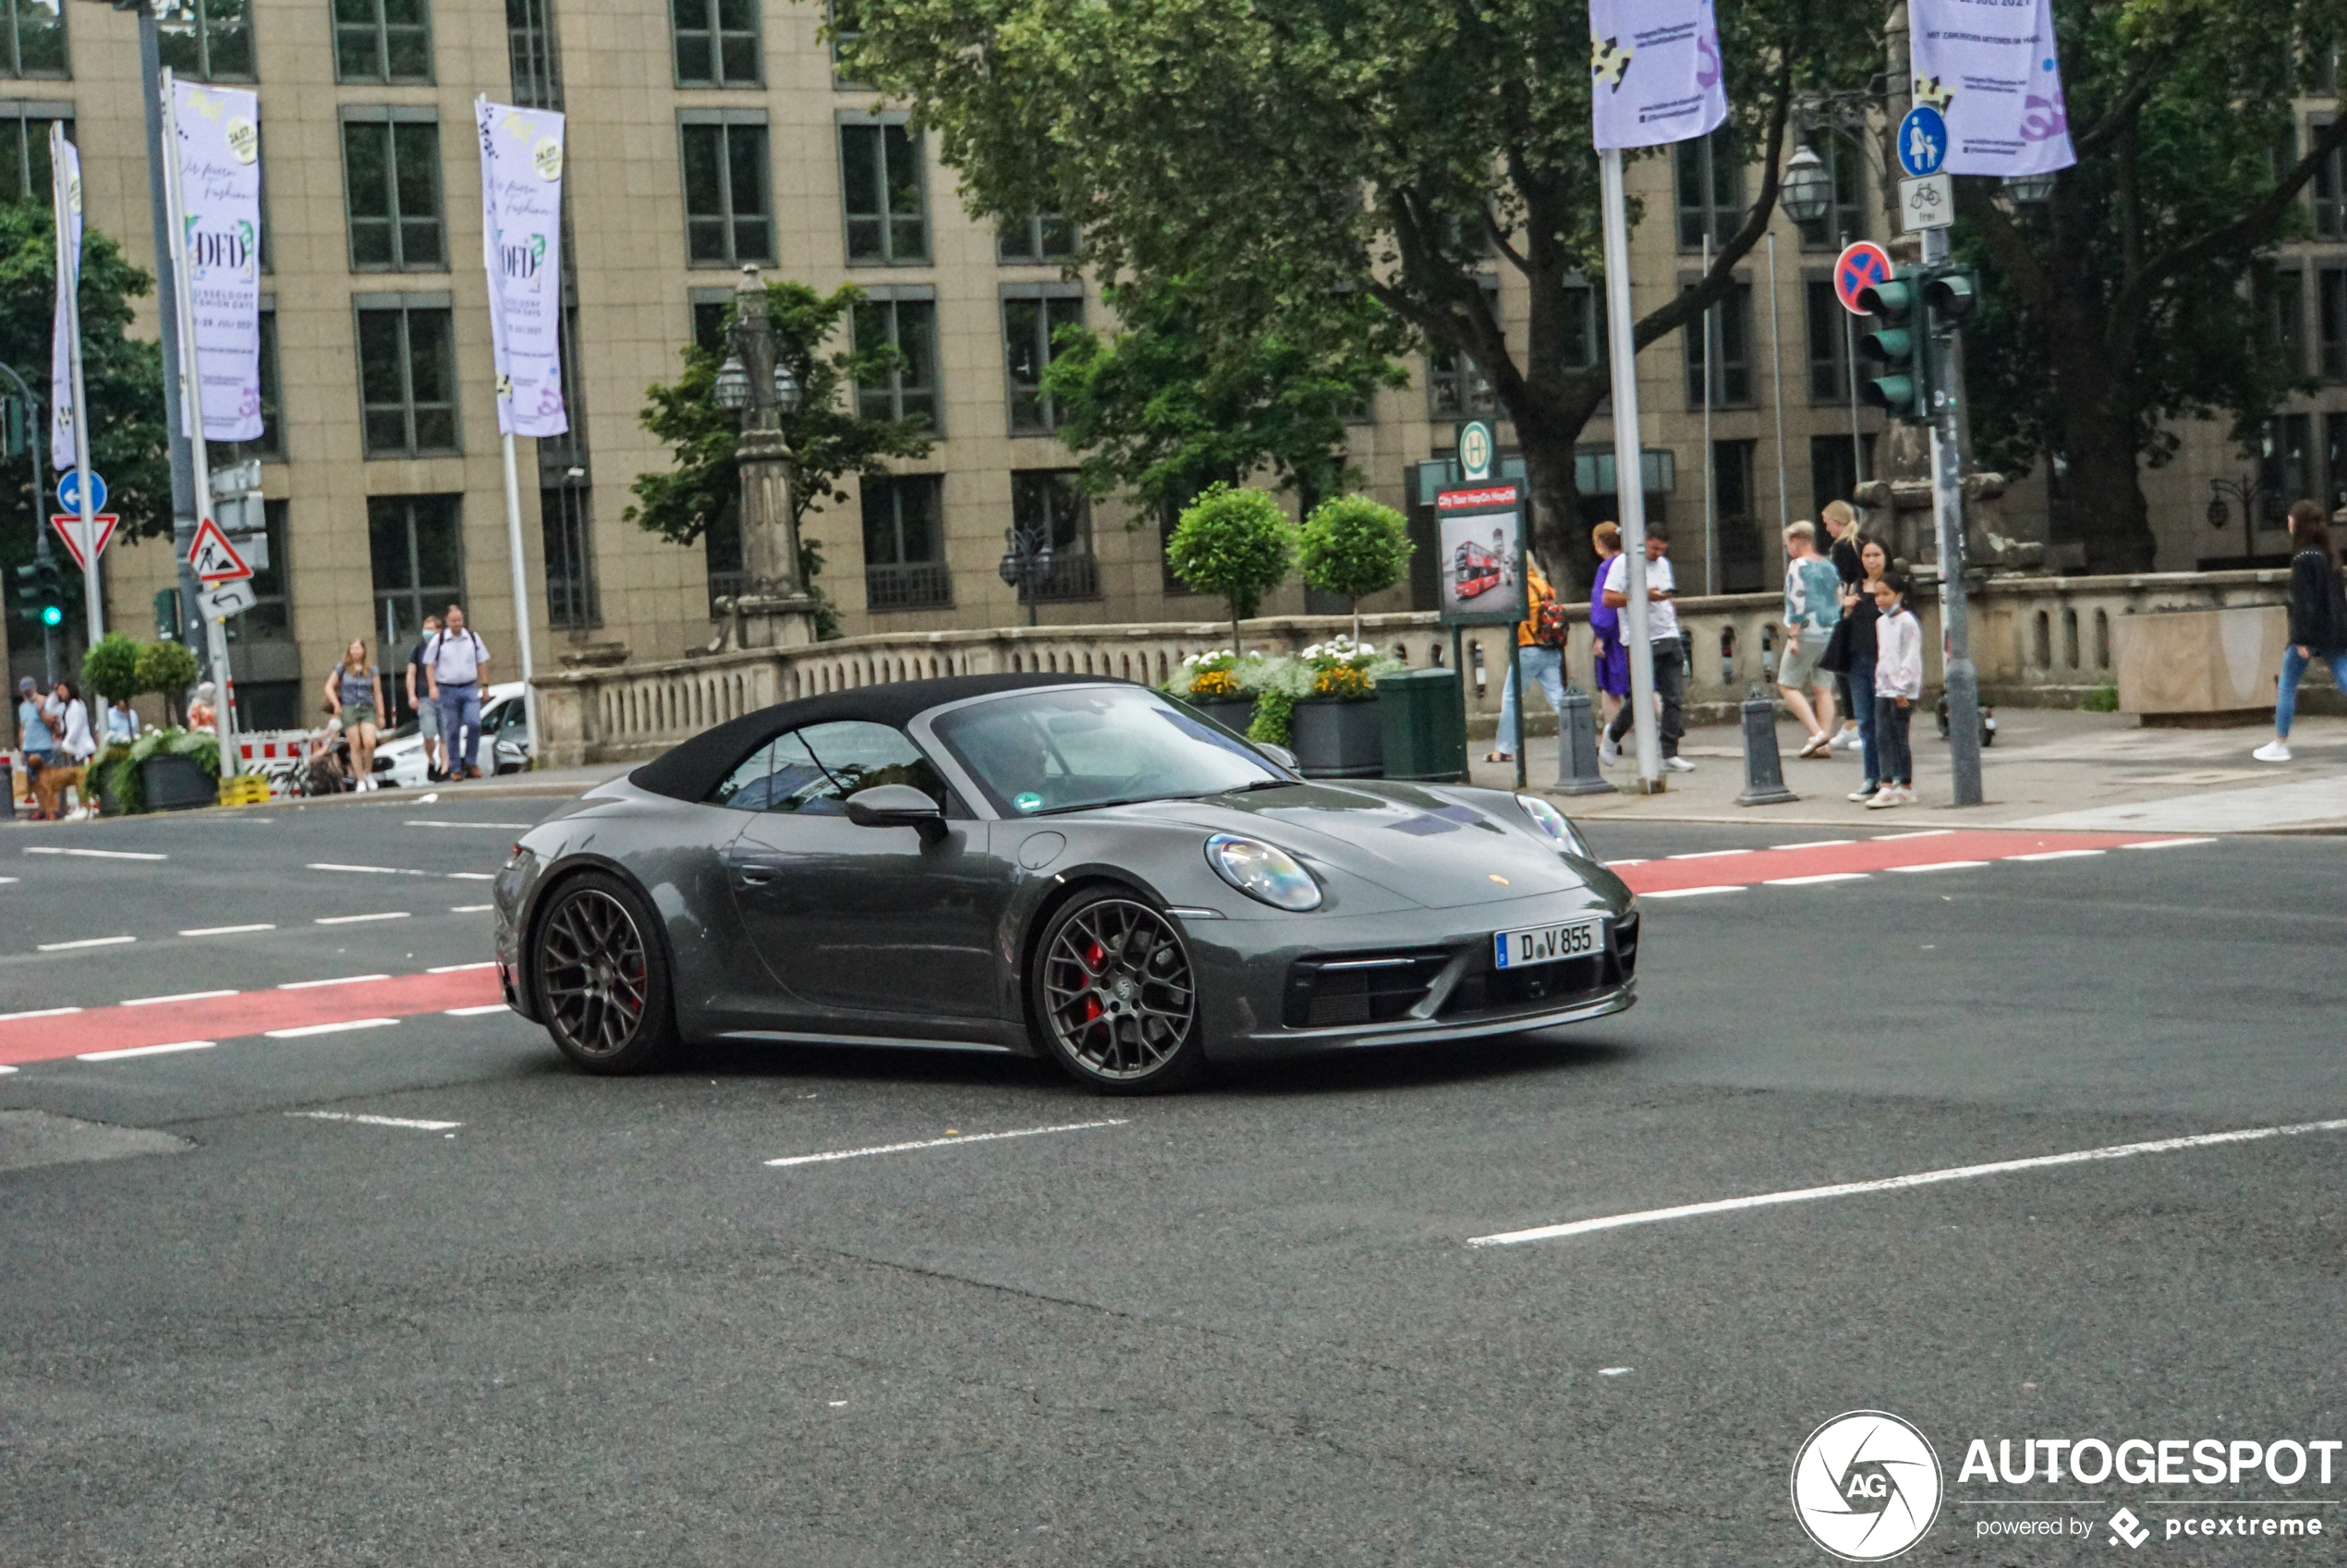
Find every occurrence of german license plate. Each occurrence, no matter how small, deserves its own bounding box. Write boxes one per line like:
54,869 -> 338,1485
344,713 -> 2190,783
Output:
1493,917 -> 1602,970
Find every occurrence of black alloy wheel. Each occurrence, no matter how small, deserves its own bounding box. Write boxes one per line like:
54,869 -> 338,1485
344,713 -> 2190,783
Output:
1034,890 -> 1204,1093
533,871 -> 678,1074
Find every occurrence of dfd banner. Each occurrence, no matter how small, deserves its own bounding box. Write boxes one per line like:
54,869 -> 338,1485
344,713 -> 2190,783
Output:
476,98 -> 568,438
48,124 -> 82,473
1909,0 -> 2077,176
167,79 -> 263,442
1588,0 -> 1728,151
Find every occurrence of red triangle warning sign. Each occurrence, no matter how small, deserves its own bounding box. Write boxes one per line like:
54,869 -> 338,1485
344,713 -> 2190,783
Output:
50,514 -> 120,571
188,516 -> 252,584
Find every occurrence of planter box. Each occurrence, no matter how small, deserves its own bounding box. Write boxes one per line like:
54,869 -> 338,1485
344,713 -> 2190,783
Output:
1290,697 -> 1384,778
140,752 -> 216,812
1191,696 -> 1259,740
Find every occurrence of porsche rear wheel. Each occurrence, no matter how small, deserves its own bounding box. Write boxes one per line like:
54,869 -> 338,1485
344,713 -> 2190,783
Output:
533,871 -> 678,1075
1034,890 -> 1204,1094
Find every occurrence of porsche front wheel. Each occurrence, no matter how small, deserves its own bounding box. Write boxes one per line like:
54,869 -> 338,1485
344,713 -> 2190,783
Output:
532,871 -> 679,1075
1033,890 -> 1204,1094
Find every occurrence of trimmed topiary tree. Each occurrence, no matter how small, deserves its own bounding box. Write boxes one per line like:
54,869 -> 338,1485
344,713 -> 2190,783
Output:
1298,494 -> 1412,645
137,638 -> 200,729
1165,483 -> 1297,652
82,634 -> 145,708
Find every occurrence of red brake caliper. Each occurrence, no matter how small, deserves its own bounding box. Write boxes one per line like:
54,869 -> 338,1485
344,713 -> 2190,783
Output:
1082,940 -> 1106,1023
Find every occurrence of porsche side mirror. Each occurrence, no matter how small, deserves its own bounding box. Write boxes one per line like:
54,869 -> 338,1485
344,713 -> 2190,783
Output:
845,784 -> 948,844
1259,743 -> 1301,772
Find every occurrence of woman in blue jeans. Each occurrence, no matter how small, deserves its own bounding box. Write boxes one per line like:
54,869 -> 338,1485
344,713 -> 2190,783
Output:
2256,502 -> 2347,764
1839,538 -> 1890,800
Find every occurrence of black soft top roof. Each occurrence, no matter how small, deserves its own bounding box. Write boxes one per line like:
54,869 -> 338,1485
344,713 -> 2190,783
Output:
626,672 -> 1117,802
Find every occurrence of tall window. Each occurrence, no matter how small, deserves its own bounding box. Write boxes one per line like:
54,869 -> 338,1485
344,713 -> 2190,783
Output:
158,0 -> 255,81
689,287 -> 732,354
1427,279 -> 1501,418
1003,288 -> 1083,433
1806,277 -> 1853,401
2,0 -> 66,78
342,111 -> 445,271
208,303 -> 283,466
1712,440 -> 1761,593
704,510 -> 743,615
2320,265 -> 2346,382
2266,265 -> 2306,376
0,104 -> 67,201
1012,469 -> 1098,601
1794,135 -> 1867,249
1809,433 -> 1874,521
334,0 -> 432,83
1684,279 -> 1754,407
852,294 -> 938,430
2261,413 -> 2315,526
368,494 -> 464,653
826,0 -> 863,83
357,298 -> 458,456
1560,277 -> 1602,371
1674,130 -> 1743,252
2328,412 -> 2347,515
2314,120 -> 2343,239
839,119 -> 928,263
505,0 -> 561,108
861,474 -> 948,611
681,114 -> 772,264
998,213 -> 1076,263
672,0 -> 759,85
541,483 -> 597,629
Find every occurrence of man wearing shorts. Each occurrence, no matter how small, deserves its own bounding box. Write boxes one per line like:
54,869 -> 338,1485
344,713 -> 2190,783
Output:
1778,522 -> 1842,758
406,614 -> 443,780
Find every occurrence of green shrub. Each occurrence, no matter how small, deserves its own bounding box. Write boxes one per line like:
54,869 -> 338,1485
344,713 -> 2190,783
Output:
82,634 -> 145,707
1298,494 -> 1411,642
137,639 -> 201,725
2082,684 -> 2119,712
1166,483 -> 1297,650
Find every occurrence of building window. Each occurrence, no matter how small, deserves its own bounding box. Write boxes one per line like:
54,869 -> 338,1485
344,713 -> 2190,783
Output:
672,0 -> 758,85
688,287 -> 732,354
704,509 -> 743,616
158,0 -> 254,81
1809,433 -> 1875,521
861,474 -> 948,611
208,302 -> 283,466
1003,288 -> 1083,434
334,0 -> 432,83
1012,468 -> 1098,601
1711,440 -> 1761,593
2320,265 -> 2346,382
826,0 -> 863,83
342,111 -> 445,271
1806,277 -> 1853,402
839,119 -> 928,263
1684,278 -> 1754,407
1794,134 -> 1867,249
681,114 -> 772,264
2,0 -> 66,79
2266,265 -> 2306,376
1560,277 -> 1602,371
356,297 -> 459,456
998,213 -> 1076,263
852,293 -> 938,430
1675,130 -> 1743,252
2327,411 -> 2347,516
1428,276 -> 1502,418
368,493 -> 465,654
0,104 -> 67,201
542,483 -> 597,629
2261,413 -> 2315,526
505,0 -> 561,108
2313,120 -> 2342,239
241,498 -> 292,638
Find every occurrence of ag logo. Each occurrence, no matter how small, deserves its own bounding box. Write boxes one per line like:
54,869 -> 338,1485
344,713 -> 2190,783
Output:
1790,1411 -> 1942,1561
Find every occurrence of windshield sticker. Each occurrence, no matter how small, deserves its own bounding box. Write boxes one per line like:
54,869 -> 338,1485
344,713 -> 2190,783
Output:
1013,791 -> 1045,814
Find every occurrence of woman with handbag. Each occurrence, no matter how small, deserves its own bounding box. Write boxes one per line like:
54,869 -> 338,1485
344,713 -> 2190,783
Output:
1834,537 -> 1891,802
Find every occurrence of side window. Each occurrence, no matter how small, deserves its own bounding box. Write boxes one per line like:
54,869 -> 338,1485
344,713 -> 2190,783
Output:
766,721 -> 945,813
709,740 -> 777,809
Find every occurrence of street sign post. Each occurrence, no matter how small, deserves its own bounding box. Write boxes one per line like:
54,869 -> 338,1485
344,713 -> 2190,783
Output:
1834,242 -> 1893,316
55,468 -> 106,517
1896,106 -> 1948,179
49,513 -> 119,570
188,516 -> 253,585
1899,174 -> 1954,233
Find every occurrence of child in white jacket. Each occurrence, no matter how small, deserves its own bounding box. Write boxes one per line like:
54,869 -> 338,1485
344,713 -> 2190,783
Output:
1868,574 -> 1924,808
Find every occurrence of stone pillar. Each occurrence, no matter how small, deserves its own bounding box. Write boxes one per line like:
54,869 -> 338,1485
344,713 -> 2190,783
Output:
727,267 -> 821,650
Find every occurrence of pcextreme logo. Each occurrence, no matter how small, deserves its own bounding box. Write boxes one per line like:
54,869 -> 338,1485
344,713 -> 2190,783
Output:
1791,1410 -> 1944,1562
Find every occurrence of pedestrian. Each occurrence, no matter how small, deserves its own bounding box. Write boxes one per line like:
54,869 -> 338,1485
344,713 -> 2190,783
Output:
324,637 -> 386,791
1489,553 -> 1567,763
1820,500 -> 1865,753
104,695 -> 140,745
424,604 -> 492,781
1777,521 -> 1842,757
1587,522 -> 1629,729
188,681 -> 217,731
17,675 -> 61,820
405,614 -> 444,780
43,678 -> 96,820
1841,536 -> 1891,802
2256,500 -> 2347,763
1601,525 -> 1692,772
1868,570 -> 1923,808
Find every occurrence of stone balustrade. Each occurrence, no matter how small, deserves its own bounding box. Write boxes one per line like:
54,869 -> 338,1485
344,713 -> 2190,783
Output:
530,567 -> 2305,767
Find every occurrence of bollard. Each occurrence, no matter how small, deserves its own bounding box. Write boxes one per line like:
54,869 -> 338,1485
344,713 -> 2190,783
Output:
1733,687 -> 1798,807
1552,684 -> 1615,796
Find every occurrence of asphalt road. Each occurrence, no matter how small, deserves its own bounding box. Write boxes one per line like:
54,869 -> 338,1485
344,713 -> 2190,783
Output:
2,792 -> 2342,1566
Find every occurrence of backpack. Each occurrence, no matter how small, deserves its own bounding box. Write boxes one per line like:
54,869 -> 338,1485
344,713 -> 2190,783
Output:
1532,597 -> 1573,649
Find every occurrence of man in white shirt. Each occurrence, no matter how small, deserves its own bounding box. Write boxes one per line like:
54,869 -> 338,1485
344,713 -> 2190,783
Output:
424,604 -> 492,780
1599,527 -> 1692,772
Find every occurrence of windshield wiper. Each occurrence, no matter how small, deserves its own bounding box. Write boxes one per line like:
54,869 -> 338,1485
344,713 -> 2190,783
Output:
1222,778 -> 1305,794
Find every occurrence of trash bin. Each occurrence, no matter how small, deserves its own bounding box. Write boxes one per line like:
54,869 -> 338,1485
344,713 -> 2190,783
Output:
1377,666 -> 1467,782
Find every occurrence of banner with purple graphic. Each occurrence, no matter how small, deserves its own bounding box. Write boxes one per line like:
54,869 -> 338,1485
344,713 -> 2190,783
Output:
48,125 -> 82,473
1908,0 -> 2077,176
168,79 -> 263,442
1587,0 -> 1728,151
476,98 -> 568,439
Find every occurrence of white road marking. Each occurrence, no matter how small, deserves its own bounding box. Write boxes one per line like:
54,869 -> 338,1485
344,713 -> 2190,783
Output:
445,872 -> 497,881
0,1006 -> 82,1022
449,904 -> 493,913
427,961 -> 497,974
314,912 -> 411,925
1638,885 -> 1746,899
1467,1117 -> 2347,1247
1771,839 -> 1854,850
765,1119 -> 1130,1169
307,862 -> 415,875
1599,1367 -> 1633,1377
23,846 -> 167,860
266,1017 -> 400,1039
288,1111 -> 459,1131
444,1003 -> 510,1017
277,974 -> 392,990
181,923 -> 276,937
1872,830 -> 1955,840
37,935 -> 135,951
122,989 -> 238,1007
2009,849 -> 2106,863
1765,872 -> 1871,887
1604,857 -> 1649,867
78,1040 -> 215,1062
0,875 -> 16,883
1886,860 -> 1991,874
1666,848 -> 1753,860
0,1064 -> 14,1074
2122,836 -> 2218,849
405,820 -> 533,830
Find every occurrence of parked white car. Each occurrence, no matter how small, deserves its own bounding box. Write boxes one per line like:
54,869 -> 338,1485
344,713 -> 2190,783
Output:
371,681 -> 533,788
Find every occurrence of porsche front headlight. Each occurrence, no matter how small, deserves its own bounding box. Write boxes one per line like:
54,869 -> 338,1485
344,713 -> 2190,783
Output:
1515,794 -> 1595,862
1205,833 -> 1322,911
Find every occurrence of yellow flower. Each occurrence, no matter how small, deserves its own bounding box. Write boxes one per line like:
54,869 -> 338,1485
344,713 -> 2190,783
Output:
1312,665 -> 1373,699
1191,669 -> 1242,699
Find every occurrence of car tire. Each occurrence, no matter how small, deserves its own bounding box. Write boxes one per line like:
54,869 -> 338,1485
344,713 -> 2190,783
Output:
531,870 -> 680,1075
1029,888 -> 1205,1094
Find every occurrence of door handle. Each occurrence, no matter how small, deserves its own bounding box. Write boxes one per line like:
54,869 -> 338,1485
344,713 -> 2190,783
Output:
721,850 -> 783,887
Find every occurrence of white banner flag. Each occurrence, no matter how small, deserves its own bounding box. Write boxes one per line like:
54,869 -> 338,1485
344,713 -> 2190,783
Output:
1909,0 -> 2077,177
48,125 -> 82,474
1588,0 -> 1729,151
477,98 -> 568,438
168,79 -> 263,441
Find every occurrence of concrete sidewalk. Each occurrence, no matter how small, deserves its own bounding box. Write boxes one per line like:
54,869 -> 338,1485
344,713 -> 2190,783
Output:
1481,709 -> 2347,834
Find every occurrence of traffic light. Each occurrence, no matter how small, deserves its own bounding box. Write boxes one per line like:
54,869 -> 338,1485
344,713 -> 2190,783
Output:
1923,263 -> 1977,325
11,557 -> 67,628
0,395 -> 26,460
1855,266 -> 1929,424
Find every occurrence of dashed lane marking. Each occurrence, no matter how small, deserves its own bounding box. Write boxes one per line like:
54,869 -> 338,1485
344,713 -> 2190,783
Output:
279,975 -> 393,990
2122,836 -> 2219,849
1639,885 -> 1747,899
405,820 -> 533,830
181,923 -> 275,937
1770,839 -> 1855,851
444,1003 -> 510,1016
266,1018 -> 399,1039
1665,848 -> 1753,860
766,1119 -> 1131,1169
450,904 -> 493,913
314,912 -> 411,925
23,847 -> 167,860
428,962 -> 497,974
122,990 -> 237,1007
1764,872 -> 1871,887
37,935 -> 134,951
1615,831 -> 2206,897
445,871 -> 497,881
1886,860 -> 1993,874
2010,849 -> 2106,863
0,1007 -> 81,1022
288,1111 -> 459,1130
308,862 -> 413,875
78,1040 -> 215,1062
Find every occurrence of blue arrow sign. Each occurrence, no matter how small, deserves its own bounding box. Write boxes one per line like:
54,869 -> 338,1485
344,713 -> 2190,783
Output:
56,468 -> 106,517
1897,106 -> 1947,179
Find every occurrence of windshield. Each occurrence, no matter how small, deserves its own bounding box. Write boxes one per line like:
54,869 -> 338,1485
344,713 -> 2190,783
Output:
931,686 -> 1284,817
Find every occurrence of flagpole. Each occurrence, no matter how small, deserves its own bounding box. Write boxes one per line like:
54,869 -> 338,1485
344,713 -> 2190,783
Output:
55,127 -> 103,644
499,428 -> 539,766
1599,147 -> 1661,793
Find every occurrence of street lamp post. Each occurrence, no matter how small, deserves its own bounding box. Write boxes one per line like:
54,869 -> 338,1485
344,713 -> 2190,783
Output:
996,525 -> 1053,628
711,265 -> 817,650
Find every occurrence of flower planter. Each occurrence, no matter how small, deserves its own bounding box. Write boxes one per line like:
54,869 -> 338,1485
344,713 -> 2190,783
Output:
1191,696 -> 1259,741
140,752 -> 217,812
1289,697 -> 1384,778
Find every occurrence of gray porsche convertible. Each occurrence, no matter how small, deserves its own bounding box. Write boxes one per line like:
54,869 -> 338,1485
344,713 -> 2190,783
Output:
493,673 -> 1638,1092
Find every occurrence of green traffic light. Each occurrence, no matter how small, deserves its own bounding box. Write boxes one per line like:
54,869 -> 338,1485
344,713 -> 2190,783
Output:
42,604 -> 63,627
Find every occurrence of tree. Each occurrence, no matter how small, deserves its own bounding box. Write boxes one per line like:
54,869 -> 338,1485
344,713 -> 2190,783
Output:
838,0 -> 1876,589
136,637 -> 198,727
1040,273 -> 1408,523
1956,2 -> 2347,572
1299,494 -> 1414,643
1166,483 -> 1298,650
625,281 -> 933,638
81,633 -> 142,707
